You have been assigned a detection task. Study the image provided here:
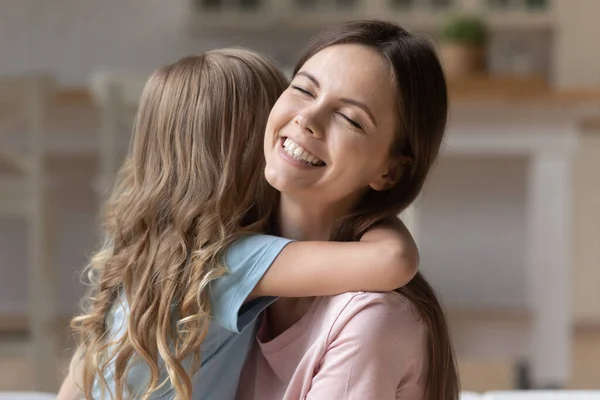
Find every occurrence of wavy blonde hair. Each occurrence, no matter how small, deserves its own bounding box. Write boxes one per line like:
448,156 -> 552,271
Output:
70,49 -> 288,399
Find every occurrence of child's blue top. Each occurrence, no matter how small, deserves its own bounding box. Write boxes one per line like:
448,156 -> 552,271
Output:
92,234 -> 292,399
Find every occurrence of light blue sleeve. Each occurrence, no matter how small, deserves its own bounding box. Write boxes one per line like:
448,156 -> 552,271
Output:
210,234 -> 293,333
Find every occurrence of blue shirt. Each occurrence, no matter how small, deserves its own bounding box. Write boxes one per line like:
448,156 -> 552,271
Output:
93,234 -> 292,399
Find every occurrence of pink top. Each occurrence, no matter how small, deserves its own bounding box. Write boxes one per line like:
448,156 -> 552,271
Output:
236,292 -> 427,400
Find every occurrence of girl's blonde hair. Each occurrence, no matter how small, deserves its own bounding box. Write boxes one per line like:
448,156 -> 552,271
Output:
70,49 -> 288,399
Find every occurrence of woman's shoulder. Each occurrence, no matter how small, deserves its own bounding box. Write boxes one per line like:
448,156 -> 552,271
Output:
334,290 -> 413,306
318,291 -> 425,340
327,291 -> 419,316
313,292 -> 427,380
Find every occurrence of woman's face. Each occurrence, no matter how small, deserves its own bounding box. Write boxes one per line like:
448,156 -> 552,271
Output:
264,44 -> 399,210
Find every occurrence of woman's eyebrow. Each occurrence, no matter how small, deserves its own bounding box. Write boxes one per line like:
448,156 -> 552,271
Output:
296,71 -> 320,87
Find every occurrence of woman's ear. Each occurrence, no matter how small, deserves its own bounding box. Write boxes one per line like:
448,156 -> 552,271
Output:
369,159 -> 402,191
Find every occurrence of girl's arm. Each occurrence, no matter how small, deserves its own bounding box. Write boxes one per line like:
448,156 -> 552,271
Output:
57,356 -> 83,400
57,372 -> 83,400
250,218 -> 418,298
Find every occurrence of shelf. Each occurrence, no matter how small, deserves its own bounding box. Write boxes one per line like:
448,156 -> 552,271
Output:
187,0 -> 556,33
188,13 -> 555,34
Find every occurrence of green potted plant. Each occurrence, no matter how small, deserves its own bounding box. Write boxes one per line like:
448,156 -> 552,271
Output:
525,0 -> 547,10
438,15 -> 489,78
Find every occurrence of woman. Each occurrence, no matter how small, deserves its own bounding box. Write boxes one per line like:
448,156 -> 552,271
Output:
237,20 -> 459,400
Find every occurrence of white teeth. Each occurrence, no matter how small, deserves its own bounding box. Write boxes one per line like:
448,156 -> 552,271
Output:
282,138 -> 323,166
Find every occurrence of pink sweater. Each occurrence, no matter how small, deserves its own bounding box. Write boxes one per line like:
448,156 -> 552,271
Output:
237,292 -> 427,399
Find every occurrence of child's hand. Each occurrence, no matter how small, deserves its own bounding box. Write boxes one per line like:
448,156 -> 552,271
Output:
360,218 -> 419,289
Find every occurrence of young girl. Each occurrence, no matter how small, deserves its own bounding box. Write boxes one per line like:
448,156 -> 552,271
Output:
58,49 -> 418,400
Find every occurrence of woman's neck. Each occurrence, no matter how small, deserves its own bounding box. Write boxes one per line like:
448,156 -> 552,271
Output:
277,196 -> 332,241
276,192 -> 359,241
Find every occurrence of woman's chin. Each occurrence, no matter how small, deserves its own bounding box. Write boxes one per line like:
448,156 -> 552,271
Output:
264,167 -> 315,196
264,170 -> 295,194
264,166 -> 288,193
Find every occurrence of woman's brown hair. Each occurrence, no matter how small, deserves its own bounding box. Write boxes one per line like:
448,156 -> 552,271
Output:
70,49 -> 288,399
294,20 -> 459,400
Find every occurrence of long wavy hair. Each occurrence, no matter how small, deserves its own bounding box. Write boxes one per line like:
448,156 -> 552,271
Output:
70,49 -> 288,399
295,20 -> 460,399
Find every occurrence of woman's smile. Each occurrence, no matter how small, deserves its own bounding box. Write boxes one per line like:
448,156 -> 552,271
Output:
280,137 -> 325,167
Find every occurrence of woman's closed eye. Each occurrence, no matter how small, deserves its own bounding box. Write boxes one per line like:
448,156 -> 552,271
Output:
291,84 -> 364,131
339,113 -> 364,131
292,85 -> 314,98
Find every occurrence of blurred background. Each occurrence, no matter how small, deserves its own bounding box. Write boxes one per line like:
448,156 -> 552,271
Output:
0,0 -> 599,395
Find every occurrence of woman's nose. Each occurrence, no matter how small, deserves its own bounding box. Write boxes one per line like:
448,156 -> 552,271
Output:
294,110 -> 324,139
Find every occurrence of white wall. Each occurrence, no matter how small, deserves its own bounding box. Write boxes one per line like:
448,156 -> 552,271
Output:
554,0 -> 600,88
0,156 -> 99,316
0,0 -> 187,84
572,131 -> 600,322
0,0 -> 315,85
419,155 -> 528,309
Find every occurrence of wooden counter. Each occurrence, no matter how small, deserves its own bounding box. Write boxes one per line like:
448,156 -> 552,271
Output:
448,74 -> 600,104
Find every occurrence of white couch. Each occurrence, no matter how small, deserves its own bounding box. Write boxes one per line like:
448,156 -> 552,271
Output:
0,393 -> 56,400
461,391 -> 600,399
483,391 -> 600,399
462,391 -> 484,399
